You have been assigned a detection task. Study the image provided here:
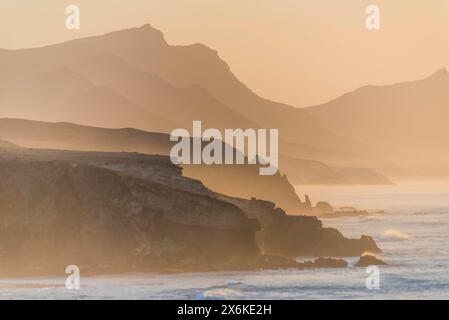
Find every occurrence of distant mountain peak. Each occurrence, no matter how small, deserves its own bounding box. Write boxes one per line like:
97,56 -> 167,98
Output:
428,67 -> 449,80
137,23 -> 164,36
104,23 -> 167,46
137,23 -> 162,34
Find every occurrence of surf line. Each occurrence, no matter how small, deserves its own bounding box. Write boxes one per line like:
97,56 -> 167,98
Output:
169,120 -> 279,175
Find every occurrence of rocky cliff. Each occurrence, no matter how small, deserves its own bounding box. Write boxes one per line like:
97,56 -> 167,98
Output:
0,147 -> 380,275
0,158 -> 259,275
218,195 -> 380,257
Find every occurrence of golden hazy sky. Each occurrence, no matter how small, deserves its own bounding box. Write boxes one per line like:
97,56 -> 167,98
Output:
1,0 -> 449,106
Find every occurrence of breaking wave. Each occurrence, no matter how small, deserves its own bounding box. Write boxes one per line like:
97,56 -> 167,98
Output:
195,288 -> 244,300
383,229 -> 414,240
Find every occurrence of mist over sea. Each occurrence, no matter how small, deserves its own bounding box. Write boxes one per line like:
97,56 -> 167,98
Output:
1,184 -> 449,300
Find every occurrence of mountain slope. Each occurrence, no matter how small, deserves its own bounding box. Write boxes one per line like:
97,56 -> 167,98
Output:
0,68 -> 177,132
306,69 -> 449,178
67,54 -> 259,131
279,155 -> 392,185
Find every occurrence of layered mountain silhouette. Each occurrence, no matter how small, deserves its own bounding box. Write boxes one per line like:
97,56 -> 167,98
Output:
0,118 -> 305,213
0,24 -> 391,185
0,68 -> 176,132
306,68 -> 449,179
279,155 -> 392,185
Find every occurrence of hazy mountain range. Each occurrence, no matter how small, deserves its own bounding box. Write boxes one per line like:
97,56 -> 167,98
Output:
0,24 -> 447,183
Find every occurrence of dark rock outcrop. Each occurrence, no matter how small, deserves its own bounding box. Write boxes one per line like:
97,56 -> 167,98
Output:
302,257 -> 348,268
217,195 -> 381,258
355,255 -> 387,267
259,215 -> 380,258
300,195 -> 370,218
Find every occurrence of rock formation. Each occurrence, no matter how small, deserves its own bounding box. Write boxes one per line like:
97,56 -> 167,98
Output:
299,194 -> 370,218
302,258 -> 348,268
355,255 -> 387,267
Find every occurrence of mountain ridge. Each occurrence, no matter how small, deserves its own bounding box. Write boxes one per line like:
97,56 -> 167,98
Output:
306,67 -> 449,179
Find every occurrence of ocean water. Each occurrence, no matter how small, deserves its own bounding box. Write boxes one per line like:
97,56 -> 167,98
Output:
1,184 -> 449,300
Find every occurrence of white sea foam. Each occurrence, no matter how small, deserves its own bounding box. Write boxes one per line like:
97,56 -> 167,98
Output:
383,229 -> 414,240
359,215 -> 382,223
198,288 -> 243,300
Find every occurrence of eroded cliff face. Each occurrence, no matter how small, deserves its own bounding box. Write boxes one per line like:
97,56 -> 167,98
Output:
0,158 -> 259,275
0,148 -> 380,275
218,196 -> 380,258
